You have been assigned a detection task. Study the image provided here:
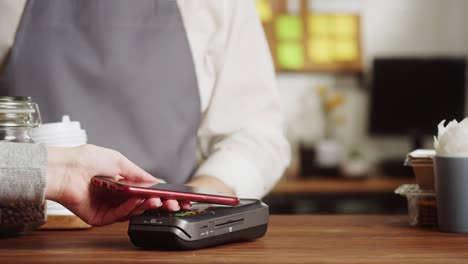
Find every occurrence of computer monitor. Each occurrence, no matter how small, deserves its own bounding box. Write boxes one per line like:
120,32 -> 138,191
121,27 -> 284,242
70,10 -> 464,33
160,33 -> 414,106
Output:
369,57 -> 466,149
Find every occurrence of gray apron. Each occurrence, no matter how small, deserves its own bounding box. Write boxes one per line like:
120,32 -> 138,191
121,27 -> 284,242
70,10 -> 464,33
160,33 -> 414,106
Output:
1,0 -> 201,184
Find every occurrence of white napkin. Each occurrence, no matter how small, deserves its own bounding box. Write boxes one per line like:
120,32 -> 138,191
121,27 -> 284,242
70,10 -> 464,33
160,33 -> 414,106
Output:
435,118 -> 468,156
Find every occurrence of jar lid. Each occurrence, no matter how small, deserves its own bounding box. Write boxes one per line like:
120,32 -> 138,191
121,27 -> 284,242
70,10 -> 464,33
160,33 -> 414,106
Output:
0,96 -> 31,102
0,96 -> 41,127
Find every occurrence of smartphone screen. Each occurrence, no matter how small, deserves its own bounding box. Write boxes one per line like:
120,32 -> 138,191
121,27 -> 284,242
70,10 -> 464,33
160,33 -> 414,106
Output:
92,176 -> 240,206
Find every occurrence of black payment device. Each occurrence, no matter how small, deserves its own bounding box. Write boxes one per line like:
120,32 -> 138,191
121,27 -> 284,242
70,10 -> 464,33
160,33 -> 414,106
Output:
128,199 -> 269,250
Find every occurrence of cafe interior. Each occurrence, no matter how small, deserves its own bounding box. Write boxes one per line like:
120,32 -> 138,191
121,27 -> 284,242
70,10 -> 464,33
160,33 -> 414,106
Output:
1,0 -> 468,262
261,0 -> 468,217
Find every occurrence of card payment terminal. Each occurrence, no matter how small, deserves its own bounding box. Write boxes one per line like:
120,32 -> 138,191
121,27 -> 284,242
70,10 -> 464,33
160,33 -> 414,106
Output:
128,199 -> 269,250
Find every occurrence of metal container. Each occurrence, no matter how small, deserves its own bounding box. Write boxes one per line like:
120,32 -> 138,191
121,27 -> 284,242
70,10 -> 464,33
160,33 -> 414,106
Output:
0,96 -> 45,236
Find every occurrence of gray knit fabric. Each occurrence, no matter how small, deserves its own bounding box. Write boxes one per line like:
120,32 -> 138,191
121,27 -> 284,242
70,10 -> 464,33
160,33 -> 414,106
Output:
0,142 -> 47,206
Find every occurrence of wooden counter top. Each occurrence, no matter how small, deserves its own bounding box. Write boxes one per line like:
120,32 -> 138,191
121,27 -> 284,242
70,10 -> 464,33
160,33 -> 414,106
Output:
1,215 -> 467,263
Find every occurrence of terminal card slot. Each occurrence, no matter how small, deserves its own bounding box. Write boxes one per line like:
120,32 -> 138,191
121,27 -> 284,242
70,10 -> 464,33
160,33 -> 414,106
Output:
214,216 -> 244,229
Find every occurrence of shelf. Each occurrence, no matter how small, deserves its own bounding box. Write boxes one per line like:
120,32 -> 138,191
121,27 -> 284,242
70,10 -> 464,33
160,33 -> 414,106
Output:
271,176 -> 415,195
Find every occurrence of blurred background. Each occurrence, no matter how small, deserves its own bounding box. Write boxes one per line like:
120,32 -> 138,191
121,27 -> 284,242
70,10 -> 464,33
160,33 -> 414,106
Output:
257,0 -> 467,214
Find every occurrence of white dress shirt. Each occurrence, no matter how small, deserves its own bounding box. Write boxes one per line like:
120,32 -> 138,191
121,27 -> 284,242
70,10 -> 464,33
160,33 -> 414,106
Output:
0,0 -> 291,198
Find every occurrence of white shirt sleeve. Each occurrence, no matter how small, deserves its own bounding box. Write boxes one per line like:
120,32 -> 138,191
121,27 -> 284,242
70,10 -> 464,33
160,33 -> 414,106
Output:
0,0 -> 26,69
193,1 -> 291,199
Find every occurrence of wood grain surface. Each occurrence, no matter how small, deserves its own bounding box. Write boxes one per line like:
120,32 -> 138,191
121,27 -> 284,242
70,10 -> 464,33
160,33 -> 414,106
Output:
1,215 -> 467,263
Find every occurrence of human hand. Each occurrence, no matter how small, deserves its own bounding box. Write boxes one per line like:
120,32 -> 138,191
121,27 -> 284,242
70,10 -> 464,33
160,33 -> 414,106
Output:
45,144 -> 182,226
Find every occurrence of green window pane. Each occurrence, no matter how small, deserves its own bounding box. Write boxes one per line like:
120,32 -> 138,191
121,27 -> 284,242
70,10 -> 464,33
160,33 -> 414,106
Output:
276,15 -> 303,40
277,42 -> 304,69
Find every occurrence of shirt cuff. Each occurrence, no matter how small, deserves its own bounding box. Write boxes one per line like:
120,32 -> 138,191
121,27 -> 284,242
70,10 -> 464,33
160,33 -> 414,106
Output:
194,150 -> 265,199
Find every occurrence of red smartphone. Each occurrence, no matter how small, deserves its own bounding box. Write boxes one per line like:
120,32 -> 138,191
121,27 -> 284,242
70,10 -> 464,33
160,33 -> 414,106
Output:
91,176 -> 240,206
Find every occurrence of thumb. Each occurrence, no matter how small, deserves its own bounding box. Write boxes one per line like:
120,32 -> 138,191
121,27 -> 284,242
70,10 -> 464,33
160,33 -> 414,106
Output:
116,155 -> 159,183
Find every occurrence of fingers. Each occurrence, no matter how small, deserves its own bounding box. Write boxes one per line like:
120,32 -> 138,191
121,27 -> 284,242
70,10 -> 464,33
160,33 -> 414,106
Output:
179,200 -> 192,210
129,199 -> 190,217
103,197 -> 167,225
102,197 -> 145,226
161,199 -> 181,211
128,198 -> 163,217
103,197 -> 188,225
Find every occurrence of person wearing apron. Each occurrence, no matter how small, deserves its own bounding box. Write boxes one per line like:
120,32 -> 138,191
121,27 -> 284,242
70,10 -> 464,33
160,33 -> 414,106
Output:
0,1 -> 290,205
3,0 -> 200,186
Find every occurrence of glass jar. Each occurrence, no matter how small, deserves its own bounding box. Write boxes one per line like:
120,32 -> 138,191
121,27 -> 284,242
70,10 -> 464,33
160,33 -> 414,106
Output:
0,96 -> 45,236
0,96 -> 41,143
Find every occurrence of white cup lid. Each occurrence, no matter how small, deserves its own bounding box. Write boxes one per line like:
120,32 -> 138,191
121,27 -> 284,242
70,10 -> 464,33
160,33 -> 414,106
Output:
32,115 -> 85,137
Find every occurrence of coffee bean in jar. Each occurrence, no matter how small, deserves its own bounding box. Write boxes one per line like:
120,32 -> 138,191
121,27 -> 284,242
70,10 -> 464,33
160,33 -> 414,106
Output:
0,96 -> 45,236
